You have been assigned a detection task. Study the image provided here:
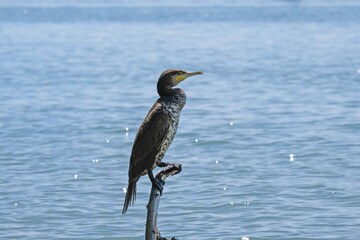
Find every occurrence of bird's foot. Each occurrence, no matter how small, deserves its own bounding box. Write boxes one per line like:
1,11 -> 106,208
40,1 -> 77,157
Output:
148,170 -> 165,195
157,162 -> 170,167
153,178 -> 165,196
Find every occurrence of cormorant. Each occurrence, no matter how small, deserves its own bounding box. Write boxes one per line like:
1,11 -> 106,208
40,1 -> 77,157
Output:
122,69 -> 203,214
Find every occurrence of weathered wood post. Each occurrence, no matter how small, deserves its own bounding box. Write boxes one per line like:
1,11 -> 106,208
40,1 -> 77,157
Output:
145,163 -> 181,240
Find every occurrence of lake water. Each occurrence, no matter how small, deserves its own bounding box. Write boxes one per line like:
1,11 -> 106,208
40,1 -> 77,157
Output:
1,1 -> 360,239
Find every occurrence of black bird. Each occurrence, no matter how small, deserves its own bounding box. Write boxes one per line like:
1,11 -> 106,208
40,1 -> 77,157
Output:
122,69 -> 202,214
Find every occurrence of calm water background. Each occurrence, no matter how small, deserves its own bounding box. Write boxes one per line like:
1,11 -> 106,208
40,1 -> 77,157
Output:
1,0 -> 360,239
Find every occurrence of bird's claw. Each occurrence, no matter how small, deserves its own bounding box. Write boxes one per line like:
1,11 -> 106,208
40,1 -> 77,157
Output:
157,162 -> 169,167
153,178 -> 164,195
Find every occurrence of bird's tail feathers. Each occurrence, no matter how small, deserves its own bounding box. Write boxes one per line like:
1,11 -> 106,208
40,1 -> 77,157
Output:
122,181 -> 137,214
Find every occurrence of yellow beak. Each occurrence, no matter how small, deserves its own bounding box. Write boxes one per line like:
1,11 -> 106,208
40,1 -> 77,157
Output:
176,71 -> 203,82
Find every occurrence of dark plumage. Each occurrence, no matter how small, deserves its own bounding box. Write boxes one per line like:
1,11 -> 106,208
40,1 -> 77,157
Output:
122,69 -> 202,214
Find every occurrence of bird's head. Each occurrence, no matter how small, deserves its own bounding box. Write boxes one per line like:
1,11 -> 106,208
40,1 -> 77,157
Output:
157,69 -> 203,96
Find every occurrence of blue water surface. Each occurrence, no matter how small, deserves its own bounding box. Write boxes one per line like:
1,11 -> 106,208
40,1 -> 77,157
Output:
1,0 -> 360,239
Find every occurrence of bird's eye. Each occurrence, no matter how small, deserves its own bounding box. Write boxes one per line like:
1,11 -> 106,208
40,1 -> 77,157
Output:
178,72 -> 182,75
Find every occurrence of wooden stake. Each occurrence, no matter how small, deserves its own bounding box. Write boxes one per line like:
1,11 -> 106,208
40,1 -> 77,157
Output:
145,163 -> 181,240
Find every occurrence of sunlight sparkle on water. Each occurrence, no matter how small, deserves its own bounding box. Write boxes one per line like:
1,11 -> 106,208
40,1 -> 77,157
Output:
125,127 -> 129,131
215,160 -> 219,164
123,188 -> 127,193
242,237 -> 249,240
230,202 -> 234,205
289,154 -> 295,161
194,139 -> 199,143
14,202 -> 18,206
73,174 -> 78,179
229,122 -> 234,126
223,187 -> 227,190
357,69 -> 360,74
106,139 -> 110,143
92,159 -> 99,163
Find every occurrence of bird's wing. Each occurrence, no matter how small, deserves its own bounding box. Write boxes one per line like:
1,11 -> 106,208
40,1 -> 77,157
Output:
128,102 -> 170,180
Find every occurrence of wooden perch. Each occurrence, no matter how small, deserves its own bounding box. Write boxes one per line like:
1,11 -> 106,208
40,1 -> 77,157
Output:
145,163 -> 182,240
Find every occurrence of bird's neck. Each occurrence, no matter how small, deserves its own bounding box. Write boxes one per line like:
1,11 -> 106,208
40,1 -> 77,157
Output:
158,88 -> 186,111
157,85 -> 175,97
